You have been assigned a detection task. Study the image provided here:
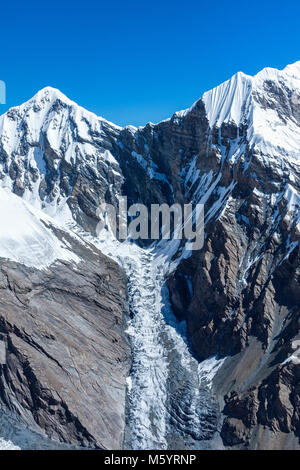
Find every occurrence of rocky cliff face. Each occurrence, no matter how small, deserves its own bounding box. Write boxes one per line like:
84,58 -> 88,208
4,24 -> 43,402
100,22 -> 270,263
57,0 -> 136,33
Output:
0,253 -> 130,449
0,61 -> 299,449
0,193 -> 130,449
164,64 -> 300,449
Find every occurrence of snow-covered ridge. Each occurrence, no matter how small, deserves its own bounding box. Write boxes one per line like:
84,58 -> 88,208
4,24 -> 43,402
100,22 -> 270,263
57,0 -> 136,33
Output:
0,86 -> 121,164
1,60 -> 299,197
0,61 -> 298,269
2,60 -> 299,148
175,61 -> 300,163
202,71 -> 252,128
0,86 -> 122,132
177,61 -> 300,126
0,85 -> 125,219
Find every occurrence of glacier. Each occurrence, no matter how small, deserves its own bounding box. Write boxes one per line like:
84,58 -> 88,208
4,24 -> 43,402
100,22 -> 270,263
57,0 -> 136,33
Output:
0,60 -> 299,449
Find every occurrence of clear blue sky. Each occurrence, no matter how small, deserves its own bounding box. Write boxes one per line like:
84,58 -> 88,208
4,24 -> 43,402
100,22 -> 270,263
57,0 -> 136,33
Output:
1,0 -> 300,126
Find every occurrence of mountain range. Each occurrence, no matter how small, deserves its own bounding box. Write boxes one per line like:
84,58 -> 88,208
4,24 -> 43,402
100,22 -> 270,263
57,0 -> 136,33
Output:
0,61 -> 299,450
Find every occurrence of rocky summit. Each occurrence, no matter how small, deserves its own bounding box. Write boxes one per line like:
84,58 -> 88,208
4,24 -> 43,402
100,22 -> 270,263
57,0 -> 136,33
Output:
0,61 -> 299,450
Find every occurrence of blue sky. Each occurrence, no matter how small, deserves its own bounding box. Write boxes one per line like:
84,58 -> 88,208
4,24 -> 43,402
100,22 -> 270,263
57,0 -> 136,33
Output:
1,0 -> 300,126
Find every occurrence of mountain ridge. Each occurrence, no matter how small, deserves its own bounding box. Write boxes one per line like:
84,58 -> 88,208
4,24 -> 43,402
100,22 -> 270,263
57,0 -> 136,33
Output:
0,60 -> 299,450
2,59 -> 300,130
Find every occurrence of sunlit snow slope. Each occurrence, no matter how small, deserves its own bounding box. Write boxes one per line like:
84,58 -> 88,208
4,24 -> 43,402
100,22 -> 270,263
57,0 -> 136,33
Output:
0,188 -> 80,269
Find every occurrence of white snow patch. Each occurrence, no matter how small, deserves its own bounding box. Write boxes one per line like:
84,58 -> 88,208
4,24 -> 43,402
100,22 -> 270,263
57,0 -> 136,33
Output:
0,438 -> 20,450
0,188 -> 80,269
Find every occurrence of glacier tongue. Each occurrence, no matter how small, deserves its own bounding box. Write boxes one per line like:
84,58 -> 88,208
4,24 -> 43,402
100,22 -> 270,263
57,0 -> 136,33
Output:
71,228 -> 225,450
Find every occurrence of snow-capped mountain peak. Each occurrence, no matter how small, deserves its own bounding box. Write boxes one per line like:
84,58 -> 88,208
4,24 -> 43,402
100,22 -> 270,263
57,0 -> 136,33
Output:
0,85 -> 122,171
202,70 -> 252,128
0,60 -> 299,234
23,86 -> 74,109
0,83 -> 124,220
4,85 -> 122,130
199,61 -> 300,163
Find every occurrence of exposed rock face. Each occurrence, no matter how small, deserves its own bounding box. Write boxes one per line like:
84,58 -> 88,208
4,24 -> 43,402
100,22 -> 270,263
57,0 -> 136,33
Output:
220,361 -> 300,449
0,62 -> 299,449
164,68 -> 300,448
0,239 -> 130,449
